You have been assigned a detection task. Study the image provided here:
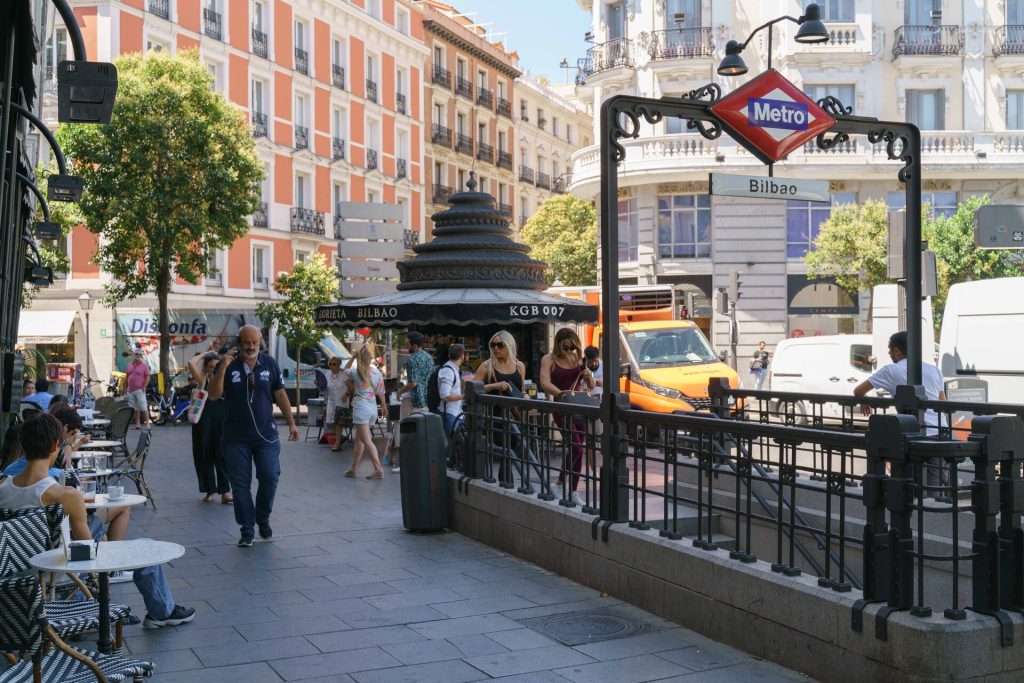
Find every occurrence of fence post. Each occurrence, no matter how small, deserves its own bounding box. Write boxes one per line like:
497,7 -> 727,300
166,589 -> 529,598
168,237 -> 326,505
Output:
598,391 -> 629,524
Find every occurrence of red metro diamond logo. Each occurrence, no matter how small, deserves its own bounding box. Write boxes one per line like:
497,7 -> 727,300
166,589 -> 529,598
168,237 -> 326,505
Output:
710,69 -> 836,164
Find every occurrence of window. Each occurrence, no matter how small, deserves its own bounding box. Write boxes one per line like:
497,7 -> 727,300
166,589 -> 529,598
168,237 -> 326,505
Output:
332,108 -> 346,139
434,161 -> 444,185
366,0 -> 379,19
850,343 -> 873,373
252,79 -> 265,113
477,121 -> 487,143
804,84 -> 855,109
456,58 -> 466,80
520,99 -> 528,120
366,54 -> 376,82
294,20 -> 306,50
206,62 -> 222,92
520,196 -> 529,220
665,0 -> 699,27
457,168 -> 466,191
434,102 -> 445,125
906,89 -> 945,130
206,250 -> 223,285
366,119 -> 379,151
295,250 -> 309,263
887,191 -> 957,219
396,7 -> 409,34
477,70 -> 487,91
1010,0 -> 1024,24
498,130 -> 507,152
252,246 -> 270,288
786,192 -> 857,258
294,94 -> 308,127
253,0 -> 266,30
567,125 -> 574,144
295,173 -> 308,208
497,80 -> 507,100
552,117 -> 560,137
479,176 -> 487,194
433,46 -> 444,68
332,38 -> 345,67
666,116 -> 690,134
45,27 -> 67,79
657,194 -> 711,259
367,189 -> 378,203
1008,90 -> 1024,130
456,112 -> 467,135
618,198 -> 638,261
396,69 -> 405,97
807,0 -> 853,23
333,181 -> 347,209
146,38 -> 169,53
397,130 -> 408,161
607,1 -> 626,40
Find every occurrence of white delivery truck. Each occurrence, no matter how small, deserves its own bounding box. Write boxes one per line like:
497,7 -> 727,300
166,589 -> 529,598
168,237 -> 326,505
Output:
938,277 -> 1024,404
870,284 -> 935,365
767,334 -> 874,422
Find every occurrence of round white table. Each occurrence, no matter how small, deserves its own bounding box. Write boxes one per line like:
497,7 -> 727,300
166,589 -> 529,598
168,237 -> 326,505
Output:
77,468 -> 115,478
84,418 -> 111,427
30,540 -> 185,654
70,450 -> 112,460
84,493 -> 147,510
80,440 -> 121,449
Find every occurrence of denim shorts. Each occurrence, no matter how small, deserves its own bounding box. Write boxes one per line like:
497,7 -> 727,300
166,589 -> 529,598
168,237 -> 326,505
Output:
351,400 -> 377,425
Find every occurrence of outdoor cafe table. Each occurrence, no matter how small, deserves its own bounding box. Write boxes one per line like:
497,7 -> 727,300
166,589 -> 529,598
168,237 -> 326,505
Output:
30,540 -> 185,654
84,493 -> 147,510
80,440 -> 121,449
70,450 -> 112,460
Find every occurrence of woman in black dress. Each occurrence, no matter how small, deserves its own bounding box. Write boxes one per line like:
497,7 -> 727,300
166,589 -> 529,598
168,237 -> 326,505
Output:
187,350 -> 232,503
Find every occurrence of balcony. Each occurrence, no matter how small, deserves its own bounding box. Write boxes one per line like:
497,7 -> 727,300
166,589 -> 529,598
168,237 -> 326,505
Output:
397,158 -> 407,179
366,148 -> 378,171
404,228 -> 419,250
647,27 -> 713,60
994,25 -> 1024,57
366,79 -> 377,103
456,77 -> 473,100
497,203 -> 512,217
295,47 -> 308,74
456,133 -> 474,156
290,207 -> 325,236
497,97 -> 512,118
432,183 -> 452,205
251,112 -> 267,139
203,8 -> 222,41
148,0 -> 169,20
431,124 -> 452,148
497,151 -> 513,171
332,137 -> 345,161
576,38 -> 633,85
519,165 -> 535,184
396,92 -> 406,115
476,141 -> 494,164
253,276 -> 269,291
477,87 -> 493,109
536,172 -> 551,190
253,202 -> 268,229
252,28 -> 268,58
891,26 -> 963,58
294,125 -> 308,150
332,64 -> 345,89
520,111 -> 529,123
552,177 -> 566,194
432,64 -> 451,88
519,215 -> 527,228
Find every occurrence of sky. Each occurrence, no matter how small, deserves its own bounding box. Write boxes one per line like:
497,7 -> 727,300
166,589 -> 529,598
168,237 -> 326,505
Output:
438,0 -> 592,84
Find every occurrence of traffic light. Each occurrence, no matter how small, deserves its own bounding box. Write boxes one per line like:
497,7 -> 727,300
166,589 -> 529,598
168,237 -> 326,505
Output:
717,288 -> 729,315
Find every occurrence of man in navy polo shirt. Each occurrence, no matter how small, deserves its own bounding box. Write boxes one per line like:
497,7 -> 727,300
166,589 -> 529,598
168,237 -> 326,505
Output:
208,325 -> 300,547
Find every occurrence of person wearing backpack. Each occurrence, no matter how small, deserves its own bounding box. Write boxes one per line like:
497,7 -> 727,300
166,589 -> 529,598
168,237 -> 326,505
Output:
430,344 -> 464,441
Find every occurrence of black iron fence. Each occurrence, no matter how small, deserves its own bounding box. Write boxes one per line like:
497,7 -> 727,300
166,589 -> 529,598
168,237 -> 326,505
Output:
396,158 -> 407,179
251,112 -> 267,139
366,79 -> 378,103
252,28 -> 268,59
366,148 -> 378,171
476,141 -> 494,164
519,165 -> 535,183
396,92 -> 406,115
431,124 -> 452,148
253,202 -> 268,229
332,64 -> 345,89
332,137 -> 345,161
456,133 -> 474,156
892,25 -> 963,58
432,64 -> 451,88
477,87 -> 493,109
993,25 -> 1024,57
497,151 -> 513,171
295,48 -> 309,74
203,8 -> 222,41
289,207 -> 324,235
456,77 -> 473,100
149,0 -> 170,20
294,125 -> 308,150
497,97 -> 512,118
453,379 -> 1024,645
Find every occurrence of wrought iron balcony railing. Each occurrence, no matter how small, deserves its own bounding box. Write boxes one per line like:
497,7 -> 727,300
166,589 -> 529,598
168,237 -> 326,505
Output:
332,64 -> 345,89
456,77 -> 473,99
648,27 -> 713,60
252,27 -> 268,58
891,25 -> 963,58
552,177 -> 566,194
366,148 -> 378,170
497,151 -> 513,171
576,38 -> 633,84
477,87 -> 493,109
497,203 -> 513,217
290,207 -> 325,236
431,124 -> 453,148
148,0 -> 169,20
519,165 -> 535,184
994,25 -> 1024,57
519,215 -> 527,228
536,172 -> 551,190
332,137 -> 345,161
397,158 -> 407,179
497,97 -> 512,118
404,228 -> 419,250
203,8 -> 222,41
432,183 -> 452,204
366,79 -> 378,103
456,133 -> 474,156
253,201 -> 268,228
295,125 -> 308,150
432,64 -> 451,88
396,92 -> 406,115
252,112 -> 267,138
476,141 -> 494,164
295,47 -> 308,74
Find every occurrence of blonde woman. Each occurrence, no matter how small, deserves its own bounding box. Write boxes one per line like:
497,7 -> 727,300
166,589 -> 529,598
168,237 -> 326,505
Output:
323,356 -> 348,452
344,344 -> 386,479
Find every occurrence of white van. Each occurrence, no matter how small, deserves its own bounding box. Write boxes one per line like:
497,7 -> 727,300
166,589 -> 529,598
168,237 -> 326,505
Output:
938,277 -> 1024,404
768,334 -> 874,422
273,331 -> 351,404
871,284 -> 935,364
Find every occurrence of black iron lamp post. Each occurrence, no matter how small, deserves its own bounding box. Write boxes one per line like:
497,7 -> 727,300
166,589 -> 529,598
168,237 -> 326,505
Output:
78,291 -> 93,380
717,3 -> 829,77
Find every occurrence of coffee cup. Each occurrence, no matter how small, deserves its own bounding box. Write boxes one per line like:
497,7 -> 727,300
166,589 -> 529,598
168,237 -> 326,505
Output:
107,486 -> 124,500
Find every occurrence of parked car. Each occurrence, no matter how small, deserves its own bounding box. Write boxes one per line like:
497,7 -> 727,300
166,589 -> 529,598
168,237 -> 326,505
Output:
768,334 -> 874,423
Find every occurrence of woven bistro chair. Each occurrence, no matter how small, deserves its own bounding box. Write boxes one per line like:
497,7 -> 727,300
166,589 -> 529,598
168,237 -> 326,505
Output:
114,431 -> 155,510
106,407 -> 135,465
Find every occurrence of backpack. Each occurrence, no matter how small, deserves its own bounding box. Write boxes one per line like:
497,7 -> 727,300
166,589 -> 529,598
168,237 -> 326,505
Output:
426,364 -> 457,414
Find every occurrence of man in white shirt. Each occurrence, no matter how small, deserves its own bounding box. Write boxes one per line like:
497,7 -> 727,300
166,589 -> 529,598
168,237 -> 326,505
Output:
438,344 -> 464,440
854,331 -> 947,489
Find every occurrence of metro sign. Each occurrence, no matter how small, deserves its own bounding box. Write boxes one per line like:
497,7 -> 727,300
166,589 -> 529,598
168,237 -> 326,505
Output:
710,69 -> 836,164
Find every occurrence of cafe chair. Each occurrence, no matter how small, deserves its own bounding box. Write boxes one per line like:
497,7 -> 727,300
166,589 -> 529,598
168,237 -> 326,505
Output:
0,507 -> 133,649
107,407 -> 135,464
114,431 -> 155,510
92,397 -> 114,419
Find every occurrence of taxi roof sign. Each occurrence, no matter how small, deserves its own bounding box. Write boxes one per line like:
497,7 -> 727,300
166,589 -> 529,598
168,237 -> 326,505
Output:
710,69 -> 836,164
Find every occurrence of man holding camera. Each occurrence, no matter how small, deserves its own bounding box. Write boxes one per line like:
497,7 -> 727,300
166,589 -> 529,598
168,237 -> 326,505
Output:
208,325 -> 299,548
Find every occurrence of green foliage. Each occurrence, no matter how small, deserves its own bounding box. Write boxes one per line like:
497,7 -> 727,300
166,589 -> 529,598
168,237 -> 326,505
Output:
520,194 -> 598,286
21,167 -> 82,307
55,50 -> 263,383
20,349 -> 48,382
804,199 -> 891,294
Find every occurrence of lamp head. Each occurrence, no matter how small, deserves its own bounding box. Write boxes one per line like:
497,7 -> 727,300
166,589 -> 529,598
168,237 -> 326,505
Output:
717,40 -> 748,76
559,58 -> 569,68
795,3 -> 830,44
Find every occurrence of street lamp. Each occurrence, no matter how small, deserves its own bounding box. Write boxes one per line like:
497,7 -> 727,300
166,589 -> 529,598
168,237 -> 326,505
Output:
78,291 -> 93,381
560,58 -> 571,84
716,3 -> 829,77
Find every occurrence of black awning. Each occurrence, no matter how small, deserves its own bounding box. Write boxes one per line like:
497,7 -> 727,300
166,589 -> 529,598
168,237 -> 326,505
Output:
315,288 -> 598,328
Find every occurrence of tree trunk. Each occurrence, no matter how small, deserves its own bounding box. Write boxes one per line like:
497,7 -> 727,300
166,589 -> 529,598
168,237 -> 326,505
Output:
295,343 -> 302,421
156,267 -> 172,400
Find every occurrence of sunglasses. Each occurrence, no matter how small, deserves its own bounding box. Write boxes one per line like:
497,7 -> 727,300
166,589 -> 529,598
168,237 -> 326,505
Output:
561,344 -> 577,352
489,341 -> 506,349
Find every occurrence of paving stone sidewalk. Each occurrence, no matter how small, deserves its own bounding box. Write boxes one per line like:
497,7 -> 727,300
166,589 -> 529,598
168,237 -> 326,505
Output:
109,424 -> 812,682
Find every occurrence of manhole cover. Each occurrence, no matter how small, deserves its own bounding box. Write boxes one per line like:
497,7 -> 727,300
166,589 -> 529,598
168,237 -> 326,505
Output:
521,610 -> 646,646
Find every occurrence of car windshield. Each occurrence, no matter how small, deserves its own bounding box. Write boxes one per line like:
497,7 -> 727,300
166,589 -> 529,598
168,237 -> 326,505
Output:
624,327 -> 718,368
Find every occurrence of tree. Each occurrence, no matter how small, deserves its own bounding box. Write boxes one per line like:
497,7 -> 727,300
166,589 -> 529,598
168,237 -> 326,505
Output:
55,50 -> 263,390
804,199 -> 892,325
256,254 -> 338,418
924,194 -> 1022,327
520,194 -> 598,286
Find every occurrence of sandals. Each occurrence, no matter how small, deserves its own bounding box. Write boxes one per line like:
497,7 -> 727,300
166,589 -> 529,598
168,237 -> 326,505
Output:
202,494 -> 214,503
366,471 -> 383,480
343,470 -> 356,478
221,494 -> 233,504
